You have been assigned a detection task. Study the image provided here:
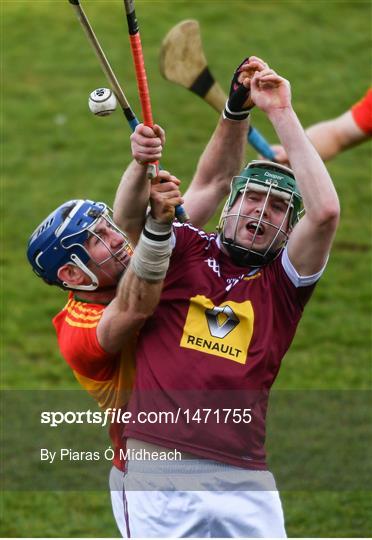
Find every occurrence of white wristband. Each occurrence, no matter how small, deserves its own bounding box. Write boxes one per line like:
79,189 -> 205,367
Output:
131,215 -> 172,282
223,100 -> 251,121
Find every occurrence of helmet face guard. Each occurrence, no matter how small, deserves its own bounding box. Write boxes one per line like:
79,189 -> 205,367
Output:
27,199 -> 133,291
218,160 -> 303,267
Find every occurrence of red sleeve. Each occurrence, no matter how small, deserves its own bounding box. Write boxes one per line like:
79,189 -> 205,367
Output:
53,295 -> 117,381
351,89 -> 372,134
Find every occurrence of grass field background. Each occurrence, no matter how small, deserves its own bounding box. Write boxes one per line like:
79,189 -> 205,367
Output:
1,0 -> 371,537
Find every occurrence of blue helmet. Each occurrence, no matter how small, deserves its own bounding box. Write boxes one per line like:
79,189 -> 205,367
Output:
27,199 -> 132,291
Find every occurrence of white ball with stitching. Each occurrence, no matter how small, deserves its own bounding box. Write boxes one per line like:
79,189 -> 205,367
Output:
88,88 -> 117,116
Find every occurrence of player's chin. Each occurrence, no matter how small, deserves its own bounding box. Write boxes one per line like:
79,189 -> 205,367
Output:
246,237 -> 282,256
260,238 -> 286,256
101,265 -> 126,286
119,255 -> 131,268
113,266 -> 127,282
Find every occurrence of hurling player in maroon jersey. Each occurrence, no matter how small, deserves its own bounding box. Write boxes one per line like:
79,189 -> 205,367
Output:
114,56 -> 340,538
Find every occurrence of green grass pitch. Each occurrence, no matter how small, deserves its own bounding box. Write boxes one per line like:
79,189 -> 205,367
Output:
1,0 -> 371,537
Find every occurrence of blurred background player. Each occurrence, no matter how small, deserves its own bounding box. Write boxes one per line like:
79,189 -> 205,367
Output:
271,88 -> 372,164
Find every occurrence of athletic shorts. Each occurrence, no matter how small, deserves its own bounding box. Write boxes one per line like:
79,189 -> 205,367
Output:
120,459 -> 286,538
109,465 -> 127,538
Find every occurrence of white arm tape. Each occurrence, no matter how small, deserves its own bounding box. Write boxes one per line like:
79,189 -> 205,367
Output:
281,246 -> 328,288
131,215 -> 173,282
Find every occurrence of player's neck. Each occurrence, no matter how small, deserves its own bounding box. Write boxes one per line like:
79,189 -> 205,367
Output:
73,288 -> 115,305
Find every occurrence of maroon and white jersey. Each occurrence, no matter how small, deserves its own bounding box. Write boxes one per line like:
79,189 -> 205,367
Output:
124,223 -> 323,469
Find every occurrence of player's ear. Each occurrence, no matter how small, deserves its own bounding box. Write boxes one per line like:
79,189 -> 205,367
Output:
57,264 -> 88,287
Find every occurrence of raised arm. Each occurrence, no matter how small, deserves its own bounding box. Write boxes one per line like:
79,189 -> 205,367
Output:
304,111 -> 368,160
272,107 -> 370,164
184,57 -> 269,228
183,117 -> 247,227
98,172 -> 182,353
251,66 -> 340,275
113,124 -> 165,244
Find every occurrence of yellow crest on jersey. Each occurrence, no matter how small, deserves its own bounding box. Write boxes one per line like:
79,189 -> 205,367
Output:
180,295 -> 254,364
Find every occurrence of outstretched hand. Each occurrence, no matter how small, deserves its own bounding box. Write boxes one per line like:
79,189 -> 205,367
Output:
150,171 -> 183,224
270,144 -> 290,165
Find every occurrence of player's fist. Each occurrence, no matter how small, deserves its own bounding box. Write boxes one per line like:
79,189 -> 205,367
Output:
223,56 -> 268,121
150,171 -> 184,224
130,123 -> 165,164
250,68 -> 291,114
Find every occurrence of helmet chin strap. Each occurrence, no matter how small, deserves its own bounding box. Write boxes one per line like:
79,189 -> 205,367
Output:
62,254 -> 99,291
222,238 -> 280,267
62,250 -> 128,292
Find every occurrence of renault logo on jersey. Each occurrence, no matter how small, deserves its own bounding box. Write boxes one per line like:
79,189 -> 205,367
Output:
205,305 -> 239,338
180,295 -> 254,364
